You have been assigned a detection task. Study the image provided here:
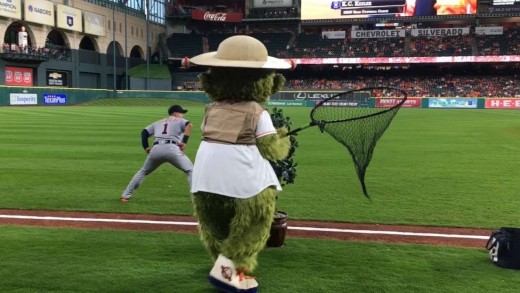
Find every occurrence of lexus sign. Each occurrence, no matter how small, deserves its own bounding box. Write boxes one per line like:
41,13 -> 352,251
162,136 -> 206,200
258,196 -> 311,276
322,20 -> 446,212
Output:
191,10 -> 242,22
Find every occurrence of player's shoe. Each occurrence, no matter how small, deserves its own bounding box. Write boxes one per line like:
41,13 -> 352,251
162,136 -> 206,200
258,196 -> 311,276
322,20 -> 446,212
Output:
120,197 -> 130,202
208,254 -> 258,293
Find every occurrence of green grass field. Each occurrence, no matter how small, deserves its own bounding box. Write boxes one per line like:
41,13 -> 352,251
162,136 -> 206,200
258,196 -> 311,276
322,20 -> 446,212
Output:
1,99 -> 518,228
1,98 -> 519,292
2,225 -> 519,293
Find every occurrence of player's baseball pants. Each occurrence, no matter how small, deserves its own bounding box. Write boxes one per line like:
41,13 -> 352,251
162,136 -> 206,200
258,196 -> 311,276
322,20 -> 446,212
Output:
122,144 -> 193,198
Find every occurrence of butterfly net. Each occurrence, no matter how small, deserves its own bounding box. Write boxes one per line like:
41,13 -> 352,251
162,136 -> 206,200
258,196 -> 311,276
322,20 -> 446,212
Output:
311,88 -> 407,196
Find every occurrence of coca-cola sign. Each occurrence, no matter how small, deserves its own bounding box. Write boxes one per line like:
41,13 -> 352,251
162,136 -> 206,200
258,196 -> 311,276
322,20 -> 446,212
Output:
204,12 -> 227,21
192,10 -> 242,22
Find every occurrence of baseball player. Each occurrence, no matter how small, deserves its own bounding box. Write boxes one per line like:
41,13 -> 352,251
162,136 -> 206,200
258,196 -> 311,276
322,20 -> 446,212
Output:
120,104 -> 193,202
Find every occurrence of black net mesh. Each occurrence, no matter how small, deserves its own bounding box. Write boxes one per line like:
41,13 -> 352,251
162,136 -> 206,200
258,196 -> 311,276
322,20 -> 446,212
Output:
311,88 -> 406,196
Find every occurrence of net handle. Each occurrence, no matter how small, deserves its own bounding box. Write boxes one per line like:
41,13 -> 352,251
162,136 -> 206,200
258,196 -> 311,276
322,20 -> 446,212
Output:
285,121 -> 318,136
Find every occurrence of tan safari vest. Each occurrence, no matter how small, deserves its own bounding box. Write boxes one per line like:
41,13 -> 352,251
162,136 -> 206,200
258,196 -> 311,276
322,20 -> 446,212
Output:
202,101 -> 265,145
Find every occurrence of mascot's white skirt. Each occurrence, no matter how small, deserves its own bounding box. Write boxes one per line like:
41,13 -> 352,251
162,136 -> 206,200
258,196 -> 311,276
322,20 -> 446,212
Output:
190,141 -> 282,198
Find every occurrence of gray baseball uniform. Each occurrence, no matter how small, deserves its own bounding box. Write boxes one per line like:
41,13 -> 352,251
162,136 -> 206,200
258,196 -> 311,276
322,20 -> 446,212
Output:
121,115 -> 193,200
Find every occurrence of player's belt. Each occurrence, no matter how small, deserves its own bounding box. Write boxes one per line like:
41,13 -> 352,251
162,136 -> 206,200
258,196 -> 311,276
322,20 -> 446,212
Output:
153,140 -> 179,145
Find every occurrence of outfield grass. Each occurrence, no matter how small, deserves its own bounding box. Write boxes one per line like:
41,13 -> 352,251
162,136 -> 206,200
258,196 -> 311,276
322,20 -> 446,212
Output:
0,99 -> 519,228
1,226 -> 519,293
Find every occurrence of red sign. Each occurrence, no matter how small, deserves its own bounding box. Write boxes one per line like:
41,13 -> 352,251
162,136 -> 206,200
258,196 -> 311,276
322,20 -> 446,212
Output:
291,55 -> 520,65
485,99 -> 520,109
191,10 -> 242,22
375,97 -> 421,108
5,66 -> 33,86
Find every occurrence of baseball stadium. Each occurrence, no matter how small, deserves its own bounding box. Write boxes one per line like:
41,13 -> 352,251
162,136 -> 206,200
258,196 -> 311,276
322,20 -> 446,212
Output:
1,0 -> 520,292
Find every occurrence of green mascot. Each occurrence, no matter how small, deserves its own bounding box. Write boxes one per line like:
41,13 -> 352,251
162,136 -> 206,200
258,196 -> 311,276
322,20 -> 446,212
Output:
188,35 -> 293,292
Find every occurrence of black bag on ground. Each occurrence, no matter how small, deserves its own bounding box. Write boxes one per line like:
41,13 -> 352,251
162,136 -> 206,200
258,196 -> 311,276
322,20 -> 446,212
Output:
485,227 -> 520,269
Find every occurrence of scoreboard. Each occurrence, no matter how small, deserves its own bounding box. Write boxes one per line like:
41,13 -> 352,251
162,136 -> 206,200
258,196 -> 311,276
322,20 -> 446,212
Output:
331,0 -> 407,17
492,0 -> 519,5
301,0 -> 477,20
489,0 -> 520,13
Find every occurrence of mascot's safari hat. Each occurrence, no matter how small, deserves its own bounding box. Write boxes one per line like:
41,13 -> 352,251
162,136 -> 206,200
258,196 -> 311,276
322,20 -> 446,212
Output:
188,35 -> 293,70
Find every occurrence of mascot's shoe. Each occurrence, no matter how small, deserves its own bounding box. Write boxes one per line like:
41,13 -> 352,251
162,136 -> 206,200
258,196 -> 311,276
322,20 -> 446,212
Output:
208,254 -> 258,293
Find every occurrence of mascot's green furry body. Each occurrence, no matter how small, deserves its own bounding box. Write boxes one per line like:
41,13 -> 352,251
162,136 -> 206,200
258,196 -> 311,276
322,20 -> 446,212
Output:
189,36 -> 292,292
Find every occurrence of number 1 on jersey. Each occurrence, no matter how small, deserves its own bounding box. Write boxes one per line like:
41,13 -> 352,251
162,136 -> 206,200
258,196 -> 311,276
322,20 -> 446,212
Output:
162,123 -> 168,134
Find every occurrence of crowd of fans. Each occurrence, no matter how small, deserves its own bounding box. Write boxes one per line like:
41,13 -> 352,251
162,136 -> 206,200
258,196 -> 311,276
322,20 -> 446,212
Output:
168,26 -> 520,58
281,28 -> 519,58
409,35 -> 473,57
283,74 -> 519,98
343,38 -> 406,57
2,43 -> 71,61
176,72 -> 519,98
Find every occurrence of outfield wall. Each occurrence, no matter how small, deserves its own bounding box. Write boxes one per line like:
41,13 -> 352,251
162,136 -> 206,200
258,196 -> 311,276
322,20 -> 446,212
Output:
1,86 -> 519,109
0,86 -> 210,106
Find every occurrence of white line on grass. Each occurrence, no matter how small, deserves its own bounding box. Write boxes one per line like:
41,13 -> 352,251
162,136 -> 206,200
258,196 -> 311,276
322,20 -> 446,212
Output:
0,215 -> 198,226
289,226 -> 489,240
0,214 -> 489,240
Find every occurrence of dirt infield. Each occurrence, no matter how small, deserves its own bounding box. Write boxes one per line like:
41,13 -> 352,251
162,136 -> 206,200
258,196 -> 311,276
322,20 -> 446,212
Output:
0,209 -> 492,249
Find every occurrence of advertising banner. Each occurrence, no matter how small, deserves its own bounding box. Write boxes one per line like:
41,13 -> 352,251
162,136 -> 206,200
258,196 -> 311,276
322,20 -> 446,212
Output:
5,66 -> 33,86
253,0 -> 293,8
10,93 -> 37,105
475,26 -> 503,35
84,11 -> 106,36
290,55 -> 520,65
485,99 -> 520,109
43,94 -> 67,105
411,27 -> 470,37
351,29 -> 405,38
376,97 -> 421,108
279,91 -> 339,101
322,31 -> 346,39
488,0 -> 520,13
24,0 -> 54,26
0,0 -> 21,19
428,98 -> 477,108
57,4 -> 82,32
46,71 -> 68,87
489,5 -> 520,12
267,100 -> 311,107
191,10 -> 242,22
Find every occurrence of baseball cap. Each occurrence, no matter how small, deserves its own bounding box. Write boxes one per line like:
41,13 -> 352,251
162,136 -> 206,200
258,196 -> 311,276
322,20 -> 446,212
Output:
168,105 -> 188,114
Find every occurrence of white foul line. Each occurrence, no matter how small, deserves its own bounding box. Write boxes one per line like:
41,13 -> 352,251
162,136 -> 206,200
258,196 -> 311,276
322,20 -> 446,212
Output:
289,226 -> 489,240
0,214 -> 488,240
0,215 -> 198,226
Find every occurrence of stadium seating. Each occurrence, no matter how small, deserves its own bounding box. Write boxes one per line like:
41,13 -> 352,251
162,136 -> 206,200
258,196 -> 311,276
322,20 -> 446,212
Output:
248,31 -> 293,56
475,28 -> 520,56
405,35 -> 473,57
343,37 -> 405,57
166,32 -> 204,58
283,74 -> 520,98
286,31 -> 343,58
